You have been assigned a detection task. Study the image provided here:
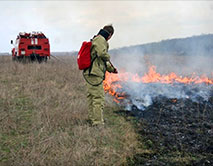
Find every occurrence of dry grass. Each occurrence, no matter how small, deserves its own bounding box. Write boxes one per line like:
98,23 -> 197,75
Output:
0,55 -> 140,166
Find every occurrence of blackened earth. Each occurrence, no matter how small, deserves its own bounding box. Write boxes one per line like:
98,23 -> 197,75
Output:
119,96 -> 213,166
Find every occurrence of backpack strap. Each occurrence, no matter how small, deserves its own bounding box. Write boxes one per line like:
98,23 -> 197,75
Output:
82,72 -> 104,86
88,54 -> 97,76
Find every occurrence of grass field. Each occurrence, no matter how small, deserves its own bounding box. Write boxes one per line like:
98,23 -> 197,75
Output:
0,55 -> 140,166
1,55 -> 213,166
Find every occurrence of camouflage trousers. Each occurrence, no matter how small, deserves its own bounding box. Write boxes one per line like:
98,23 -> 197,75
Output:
85,75 -> 105,125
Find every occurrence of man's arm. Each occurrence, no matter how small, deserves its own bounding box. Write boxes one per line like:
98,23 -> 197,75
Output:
106,61 -> 118,73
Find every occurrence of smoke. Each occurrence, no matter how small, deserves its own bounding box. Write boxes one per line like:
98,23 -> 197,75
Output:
111,34 -> 213,76
111,48 -> 146,74
120,82 -> 213,111
109,34 -> 213,110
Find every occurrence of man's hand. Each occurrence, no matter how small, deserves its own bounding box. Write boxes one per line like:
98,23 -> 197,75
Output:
113,68 -> 118,74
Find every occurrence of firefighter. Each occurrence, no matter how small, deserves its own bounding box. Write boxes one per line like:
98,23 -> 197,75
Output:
83,25 -> 118,126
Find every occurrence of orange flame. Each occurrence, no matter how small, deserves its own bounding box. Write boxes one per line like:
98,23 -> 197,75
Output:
103,65 -> 213,103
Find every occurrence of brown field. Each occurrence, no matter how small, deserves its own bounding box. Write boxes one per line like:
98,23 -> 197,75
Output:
0,55 -> 140,166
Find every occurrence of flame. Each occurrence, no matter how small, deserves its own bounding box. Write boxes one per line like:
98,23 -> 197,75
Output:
103,65 -> 213,103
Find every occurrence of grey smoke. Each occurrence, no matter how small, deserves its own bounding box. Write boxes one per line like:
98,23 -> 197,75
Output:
111,34 -> 213,76
119,82 -> 213,111
108,34 -> 213,109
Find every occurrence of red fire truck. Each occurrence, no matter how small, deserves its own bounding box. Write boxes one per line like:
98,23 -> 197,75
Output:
11,32 -> 50,62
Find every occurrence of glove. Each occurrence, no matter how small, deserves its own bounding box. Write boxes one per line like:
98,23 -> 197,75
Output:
113,68 -> 118,74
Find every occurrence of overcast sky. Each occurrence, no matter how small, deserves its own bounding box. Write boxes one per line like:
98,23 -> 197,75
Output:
1,0 -> 213,52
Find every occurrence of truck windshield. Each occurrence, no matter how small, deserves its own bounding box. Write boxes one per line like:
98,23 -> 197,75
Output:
28,45 -> 42,50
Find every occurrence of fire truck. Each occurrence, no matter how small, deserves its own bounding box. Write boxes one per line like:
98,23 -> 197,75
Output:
11,32 -> 50,62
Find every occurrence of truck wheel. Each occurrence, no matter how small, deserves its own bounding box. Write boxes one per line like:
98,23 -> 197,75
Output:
12,56 -> 17,61
44,57 -> 47,62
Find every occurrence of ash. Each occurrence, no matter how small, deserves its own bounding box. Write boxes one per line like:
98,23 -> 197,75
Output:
118,83 -> 213,165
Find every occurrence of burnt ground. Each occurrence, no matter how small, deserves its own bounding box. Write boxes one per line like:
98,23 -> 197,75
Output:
117,96 -> 213,166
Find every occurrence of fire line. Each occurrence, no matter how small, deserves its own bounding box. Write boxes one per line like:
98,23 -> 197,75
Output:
103,65 -> 213,103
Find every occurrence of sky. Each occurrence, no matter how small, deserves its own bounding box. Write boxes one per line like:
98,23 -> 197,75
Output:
0,0 -> 213,52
